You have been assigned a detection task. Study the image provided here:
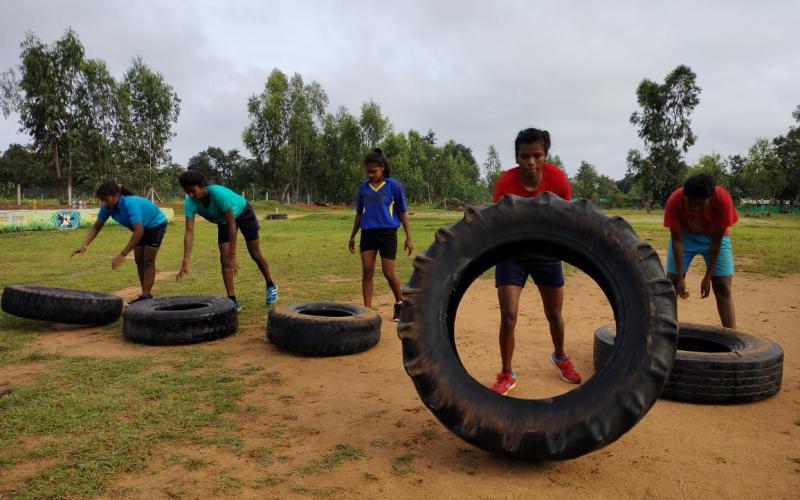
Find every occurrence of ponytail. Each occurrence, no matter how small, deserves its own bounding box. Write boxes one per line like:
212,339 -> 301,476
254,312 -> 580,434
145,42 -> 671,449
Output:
96,181 -> 134,197
363,148 -> 390,178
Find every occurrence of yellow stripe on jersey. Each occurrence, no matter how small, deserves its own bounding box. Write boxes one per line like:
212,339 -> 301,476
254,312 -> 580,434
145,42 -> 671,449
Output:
369,181 -> 386,193
389,198 -> 395,218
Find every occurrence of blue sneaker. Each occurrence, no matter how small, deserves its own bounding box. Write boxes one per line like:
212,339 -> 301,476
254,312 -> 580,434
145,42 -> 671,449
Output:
266,283 -> 279,305
231,298 -> 242,313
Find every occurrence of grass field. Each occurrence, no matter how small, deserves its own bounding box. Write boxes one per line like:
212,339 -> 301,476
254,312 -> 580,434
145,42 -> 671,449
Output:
0,205 -> 798,497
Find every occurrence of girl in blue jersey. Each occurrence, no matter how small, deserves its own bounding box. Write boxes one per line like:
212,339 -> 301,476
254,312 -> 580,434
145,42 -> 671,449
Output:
71,181 -> 168,304
175,171 -> 277,311
348,148 -> 413,321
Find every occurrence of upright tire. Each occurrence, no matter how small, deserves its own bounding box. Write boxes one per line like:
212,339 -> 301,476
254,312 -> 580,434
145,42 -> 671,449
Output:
594,323 -> 783,403
398,194 -> 678,460
1,285 -> 123,325
123,296 -> 237,345
267,302 -> 381,356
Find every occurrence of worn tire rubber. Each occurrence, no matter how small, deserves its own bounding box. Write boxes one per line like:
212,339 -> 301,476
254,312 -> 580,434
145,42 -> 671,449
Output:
594,323 -> 783,403
398,194 -> 678,461
267,302 -> 381,356
123,296 -> 237,345
1,285 -> 123,325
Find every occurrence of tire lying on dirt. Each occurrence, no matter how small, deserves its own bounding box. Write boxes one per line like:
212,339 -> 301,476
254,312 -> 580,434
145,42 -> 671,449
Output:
123,296 -> 237,345
594,323 -> 783,403
267,302 -> 381,356
398,194 -> 678,461
1,285 -> 123,325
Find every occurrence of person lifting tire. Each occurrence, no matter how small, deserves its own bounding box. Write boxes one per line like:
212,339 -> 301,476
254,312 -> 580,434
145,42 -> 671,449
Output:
398,194 -> 678,460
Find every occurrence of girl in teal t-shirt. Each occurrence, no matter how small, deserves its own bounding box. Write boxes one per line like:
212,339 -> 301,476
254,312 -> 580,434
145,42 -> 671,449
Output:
176,171 -> 277,310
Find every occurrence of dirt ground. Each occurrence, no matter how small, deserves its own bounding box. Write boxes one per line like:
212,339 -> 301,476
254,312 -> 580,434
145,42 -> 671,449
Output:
1,269 -> 798,499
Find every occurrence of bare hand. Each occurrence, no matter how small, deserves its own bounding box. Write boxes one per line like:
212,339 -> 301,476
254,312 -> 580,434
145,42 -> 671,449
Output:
348,239 -> 356,254
675,279 -> 689,299
404,237 -> 414,256
223,254 -> 239,276
176,261 -> 190,281
700,274 -> 711,298
111,253 -> 126,270
71,245 -> 87,257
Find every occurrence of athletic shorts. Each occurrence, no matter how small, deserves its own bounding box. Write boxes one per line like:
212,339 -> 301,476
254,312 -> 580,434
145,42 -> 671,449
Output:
360,228 -> 398,260
666,232 -> 734,276
495,257 -> 565,288
218,203 -> 260,244
137,222 -> 167,248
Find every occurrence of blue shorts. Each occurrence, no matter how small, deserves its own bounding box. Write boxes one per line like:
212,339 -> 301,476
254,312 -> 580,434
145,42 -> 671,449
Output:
666,232 -> 734,276
495,258 -> 565,288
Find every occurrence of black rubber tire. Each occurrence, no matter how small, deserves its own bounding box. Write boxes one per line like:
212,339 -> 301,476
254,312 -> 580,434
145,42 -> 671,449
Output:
593,323 -> 783,403
122,296 -> 237,345
398,194 -> 678,461
267,302 -> 381,356
265,213 -> 288,220
1,285 -> 123,325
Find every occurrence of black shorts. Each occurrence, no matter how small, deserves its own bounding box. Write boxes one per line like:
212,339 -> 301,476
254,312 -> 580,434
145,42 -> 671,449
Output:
218,204 -> 260,244
360,229 -> 397,260
137,222 -> 167,248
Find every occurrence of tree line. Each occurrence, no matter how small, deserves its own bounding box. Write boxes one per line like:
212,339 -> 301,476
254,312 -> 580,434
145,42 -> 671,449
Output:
1,30 -> 798,209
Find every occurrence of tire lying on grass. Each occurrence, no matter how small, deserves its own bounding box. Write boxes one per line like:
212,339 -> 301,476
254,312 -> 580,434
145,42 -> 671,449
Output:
398,193 -> 678,461
594,322 -> 783,403
1,284 -> 123,325
123,296 -> 237,345
267,302 -> 381,356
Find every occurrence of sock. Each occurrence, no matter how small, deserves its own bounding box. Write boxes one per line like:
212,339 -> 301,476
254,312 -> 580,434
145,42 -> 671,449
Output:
228,295 -> 237,302
554,352 -> 568,361
267,281 -> 275,288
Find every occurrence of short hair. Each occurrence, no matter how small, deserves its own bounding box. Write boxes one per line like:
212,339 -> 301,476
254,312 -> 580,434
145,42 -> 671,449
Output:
514,128 -> 551,157
179,170 -> 208,189
683,173 -> 715,199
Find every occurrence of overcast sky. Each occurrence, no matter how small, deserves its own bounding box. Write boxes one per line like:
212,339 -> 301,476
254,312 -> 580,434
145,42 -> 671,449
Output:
1,0 -> 798,179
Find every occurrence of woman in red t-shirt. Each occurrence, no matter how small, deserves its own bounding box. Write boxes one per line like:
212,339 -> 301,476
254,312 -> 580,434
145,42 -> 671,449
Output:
488,128 -> 582,396
663,174 -> 738,328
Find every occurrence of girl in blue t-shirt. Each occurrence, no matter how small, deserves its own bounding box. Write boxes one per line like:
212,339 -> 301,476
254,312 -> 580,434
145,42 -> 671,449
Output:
348,148 -> 413,321
71,181 -> 168,304
175,171 -> 277,311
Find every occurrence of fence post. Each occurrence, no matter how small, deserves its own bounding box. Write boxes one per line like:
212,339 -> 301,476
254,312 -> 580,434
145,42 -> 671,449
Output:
16,184 -> 21,206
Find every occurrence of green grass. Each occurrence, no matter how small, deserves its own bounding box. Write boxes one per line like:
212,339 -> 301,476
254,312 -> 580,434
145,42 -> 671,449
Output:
0,355 -> 244,498
0,205 -> 798,496
293,443 -> 364,475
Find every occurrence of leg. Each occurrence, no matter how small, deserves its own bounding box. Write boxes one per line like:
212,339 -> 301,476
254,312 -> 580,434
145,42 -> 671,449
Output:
140,245 -> 158,296
360,250 -> 378,307
219,242 -> 235,297
133,246 -> 145,291
245,239 -> 274,284
537,285 -> 565,356
711,275 -> 736,328
380,257 -> 403,302
497,285 -> 523,372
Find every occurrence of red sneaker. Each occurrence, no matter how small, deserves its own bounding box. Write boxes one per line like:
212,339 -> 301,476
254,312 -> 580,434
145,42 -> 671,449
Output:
490,370 -> 517,395
551,353 -> 582,384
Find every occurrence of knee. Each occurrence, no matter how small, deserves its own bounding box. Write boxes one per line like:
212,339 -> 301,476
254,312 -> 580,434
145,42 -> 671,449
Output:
543,307 -> 563,325
134,254 -> 145,267
143,256 -> 156,268
500,309 -> 518,329
362,267 -> 374,280
713,280 -> 733,299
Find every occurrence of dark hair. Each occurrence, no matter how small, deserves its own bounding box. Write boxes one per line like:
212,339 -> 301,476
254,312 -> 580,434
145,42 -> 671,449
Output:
179,170 -> 208,189
96,181 -> 134,197
363,148 -> 390,177
683,173 -> 715,199
514,128 -> 551,157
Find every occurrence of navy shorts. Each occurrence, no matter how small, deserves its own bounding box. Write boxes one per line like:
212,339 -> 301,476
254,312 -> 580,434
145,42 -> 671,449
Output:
138,222 -> 167,248
218,204 -> 259,244
495,257 -> 565,288
360,229 -> 398,259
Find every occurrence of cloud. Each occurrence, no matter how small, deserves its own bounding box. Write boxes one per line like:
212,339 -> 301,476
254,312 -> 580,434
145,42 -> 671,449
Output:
2,0 -> 799,180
